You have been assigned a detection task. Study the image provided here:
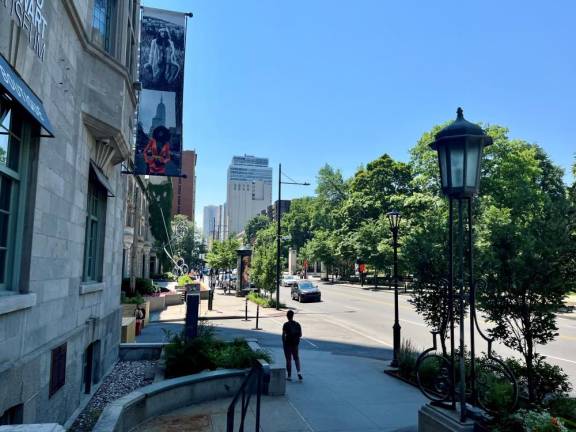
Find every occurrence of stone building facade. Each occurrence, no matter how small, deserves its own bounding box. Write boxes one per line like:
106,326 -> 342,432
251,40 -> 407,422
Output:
0,0 -> 141,426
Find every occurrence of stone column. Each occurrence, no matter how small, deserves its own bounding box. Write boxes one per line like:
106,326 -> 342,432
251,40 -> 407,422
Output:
143,243 -> 152,279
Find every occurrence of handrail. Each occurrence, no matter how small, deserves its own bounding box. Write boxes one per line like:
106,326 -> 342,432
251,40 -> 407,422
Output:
227,359 -> 271,432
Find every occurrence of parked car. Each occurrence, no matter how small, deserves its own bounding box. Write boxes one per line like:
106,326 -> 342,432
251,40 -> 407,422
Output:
291,280 -> 321,302
282,275 -> 298,287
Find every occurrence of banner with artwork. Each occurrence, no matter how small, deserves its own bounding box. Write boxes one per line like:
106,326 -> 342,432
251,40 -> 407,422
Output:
134,7 -> 187,176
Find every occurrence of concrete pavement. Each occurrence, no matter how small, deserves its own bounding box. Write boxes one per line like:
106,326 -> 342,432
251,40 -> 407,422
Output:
135,284 -> 428,431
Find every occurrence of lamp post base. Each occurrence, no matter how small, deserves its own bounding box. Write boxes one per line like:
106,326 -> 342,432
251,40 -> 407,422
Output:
390,322 -> 402,367
418,404 -> 475,432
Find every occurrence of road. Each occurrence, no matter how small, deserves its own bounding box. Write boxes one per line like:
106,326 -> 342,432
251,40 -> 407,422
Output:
213,278 -> 576,391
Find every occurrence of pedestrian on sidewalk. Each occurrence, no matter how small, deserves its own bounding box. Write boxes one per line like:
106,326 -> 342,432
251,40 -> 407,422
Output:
282,310 -> 303,381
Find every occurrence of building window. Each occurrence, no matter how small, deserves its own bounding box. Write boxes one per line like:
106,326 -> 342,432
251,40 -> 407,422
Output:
92,0 -> 116,54
83,171 -> 107,282
0,404 -> 23,425
0,95 -> 31,292
49,343 -> 67,398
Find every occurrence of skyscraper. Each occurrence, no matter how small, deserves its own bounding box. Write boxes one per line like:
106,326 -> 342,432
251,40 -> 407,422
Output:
172,150 -> 197,223
203,205 -> 220,243
226,155 -> 272,235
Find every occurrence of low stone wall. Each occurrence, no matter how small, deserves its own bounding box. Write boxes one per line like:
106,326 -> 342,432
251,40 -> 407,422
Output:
119,343 -> 167,361
246,339 -> 285,396
145,296 -> 165,312
164,293 -> 182,306
0,425 -> 65,432
92,370 -> 246,432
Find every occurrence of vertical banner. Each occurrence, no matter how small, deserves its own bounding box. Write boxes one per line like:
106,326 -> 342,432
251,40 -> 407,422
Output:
135,7 -> 187,176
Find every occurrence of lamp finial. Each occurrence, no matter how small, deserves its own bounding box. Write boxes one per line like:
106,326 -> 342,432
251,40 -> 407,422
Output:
457,107 -> 464,119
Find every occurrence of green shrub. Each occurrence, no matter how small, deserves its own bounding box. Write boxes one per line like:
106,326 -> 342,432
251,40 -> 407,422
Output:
548,398 -> 576,423
505,355 -> 572,404
178,275 -> 195,286
163,272 -> 177,281
511,409 -> 569,432
121,292 -> 144,305
163,324 -> 272,378
417,355 -> 442,392
135,278 -> 155,295
397,339 -> 418,381
247,292 -> 285,308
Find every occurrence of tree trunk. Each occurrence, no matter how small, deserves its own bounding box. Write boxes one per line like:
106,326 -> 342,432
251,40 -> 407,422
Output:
374,270 -> 378,289
526,337 -> 535,403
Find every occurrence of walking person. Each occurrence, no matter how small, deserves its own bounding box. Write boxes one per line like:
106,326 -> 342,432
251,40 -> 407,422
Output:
282,310 -> 303,381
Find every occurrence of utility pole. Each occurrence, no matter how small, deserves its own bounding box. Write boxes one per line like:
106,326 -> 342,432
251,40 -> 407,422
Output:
276,164 -> 282,310
275,164 -> 310,310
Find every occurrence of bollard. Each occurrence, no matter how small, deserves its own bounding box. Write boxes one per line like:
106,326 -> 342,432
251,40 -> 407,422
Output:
244,296 -> 249,321
208,288 -> 214,311
253,304 -> 261,330
184,293 -> 200,341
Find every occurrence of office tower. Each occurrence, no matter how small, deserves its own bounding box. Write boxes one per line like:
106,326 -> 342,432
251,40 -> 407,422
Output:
226,155 -> 272,235
172,150 -> 197,223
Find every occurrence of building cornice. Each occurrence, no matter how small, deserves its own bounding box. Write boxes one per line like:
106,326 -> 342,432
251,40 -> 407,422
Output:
61,0 -> 138,107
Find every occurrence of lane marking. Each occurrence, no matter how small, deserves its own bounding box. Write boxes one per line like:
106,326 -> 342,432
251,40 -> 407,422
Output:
302,338 -> 319,349
543,354 -> 576,366
400,318 -> 428,328
321,316 -> 393,347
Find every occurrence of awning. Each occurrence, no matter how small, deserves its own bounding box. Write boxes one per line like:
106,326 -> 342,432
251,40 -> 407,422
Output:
0,54 -> 55,137
90,161 -> 115,197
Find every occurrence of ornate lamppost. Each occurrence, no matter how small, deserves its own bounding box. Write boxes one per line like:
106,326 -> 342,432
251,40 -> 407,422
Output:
387,210 -> 402,368
416,108 -> 517,422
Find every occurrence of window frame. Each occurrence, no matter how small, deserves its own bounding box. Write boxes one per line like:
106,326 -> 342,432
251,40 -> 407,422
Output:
0,96 -> 32,293
91,0 -> 118,55
49,343 -> 67,398
82,170 -> 108,283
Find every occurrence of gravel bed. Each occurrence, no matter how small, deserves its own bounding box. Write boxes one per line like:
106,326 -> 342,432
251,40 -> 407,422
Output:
69,360 -> 158,432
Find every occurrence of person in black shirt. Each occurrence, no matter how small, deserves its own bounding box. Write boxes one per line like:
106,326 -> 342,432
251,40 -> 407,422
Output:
282,310 -> 303,381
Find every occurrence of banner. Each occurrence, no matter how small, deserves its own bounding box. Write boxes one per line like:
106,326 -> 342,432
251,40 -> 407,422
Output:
134,7 -> 187,176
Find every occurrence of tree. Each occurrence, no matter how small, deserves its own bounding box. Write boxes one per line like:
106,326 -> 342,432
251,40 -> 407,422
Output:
476,136 -> 574,402
244,214 -> 270,246
206,238 -> 240,273
147,182 -> 173,272
251,224 -> 278,297
171,215 -> 205,271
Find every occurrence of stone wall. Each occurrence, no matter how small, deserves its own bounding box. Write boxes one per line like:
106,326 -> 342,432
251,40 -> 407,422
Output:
0,0 -> 139,425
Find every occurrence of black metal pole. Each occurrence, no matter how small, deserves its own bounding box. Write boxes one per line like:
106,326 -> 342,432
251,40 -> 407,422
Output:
449,198 -> 456,410
458,199 -> 467,422
254,304 -> 261,330
244,296 -> 249,321
391,228 -> 401,367
468,198 -> 476,406
276,163 -> 282,310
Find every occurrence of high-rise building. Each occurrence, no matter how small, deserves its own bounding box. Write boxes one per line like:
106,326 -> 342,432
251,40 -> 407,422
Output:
226,155 -> 272,235
203,205 -> 220,242
172,150 -> 197,224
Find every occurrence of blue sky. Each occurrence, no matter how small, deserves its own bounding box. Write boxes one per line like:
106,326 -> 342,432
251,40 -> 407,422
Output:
143,1 -> 576,229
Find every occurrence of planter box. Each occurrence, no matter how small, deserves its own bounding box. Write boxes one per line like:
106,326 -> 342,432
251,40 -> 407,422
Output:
145,296 -> 166,312
121,317 -> 136,343
164,293 -> 182,306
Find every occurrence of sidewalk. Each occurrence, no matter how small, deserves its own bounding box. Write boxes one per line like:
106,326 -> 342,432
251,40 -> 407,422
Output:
136,288 -> 427,431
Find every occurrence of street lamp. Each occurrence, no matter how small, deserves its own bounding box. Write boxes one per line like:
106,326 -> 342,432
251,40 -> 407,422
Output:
276,164 -> 310,310
387,210 -> 402,368
429,107 -> 492,421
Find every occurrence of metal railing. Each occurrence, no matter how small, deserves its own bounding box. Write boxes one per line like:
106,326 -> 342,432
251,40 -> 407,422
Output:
227,359 -> 270,432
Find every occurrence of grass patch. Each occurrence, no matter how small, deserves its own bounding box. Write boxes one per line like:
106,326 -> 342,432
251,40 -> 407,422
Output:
247,292 -> 285,308
163,322 -> 272,378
